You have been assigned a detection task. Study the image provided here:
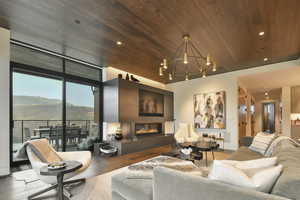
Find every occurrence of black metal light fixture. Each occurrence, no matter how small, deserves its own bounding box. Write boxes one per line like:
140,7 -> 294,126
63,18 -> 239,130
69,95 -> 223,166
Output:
159,34 -> 217,81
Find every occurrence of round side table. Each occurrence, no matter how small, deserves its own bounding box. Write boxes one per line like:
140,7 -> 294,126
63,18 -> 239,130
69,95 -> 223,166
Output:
40,161 -> 82,200
195,142 -> 219,166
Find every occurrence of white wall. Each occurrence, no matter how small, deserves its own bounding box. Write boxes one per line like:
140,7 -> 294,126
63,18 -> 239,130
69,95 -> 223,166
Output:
168,73 -> 239,150
167,60 -> 300,150
0,27 -> 10,176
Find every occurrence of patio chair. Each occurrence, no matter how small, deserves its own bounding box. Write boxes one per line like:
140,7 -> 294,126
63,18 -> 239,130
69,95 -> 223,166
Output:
24,128 -> 40,141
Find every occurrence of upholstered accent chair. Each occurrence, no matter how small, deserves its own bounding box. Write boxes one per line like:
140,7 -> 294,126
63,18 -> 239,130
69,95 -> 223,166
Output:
26,139 -> 91,199
174,123 -> 200,143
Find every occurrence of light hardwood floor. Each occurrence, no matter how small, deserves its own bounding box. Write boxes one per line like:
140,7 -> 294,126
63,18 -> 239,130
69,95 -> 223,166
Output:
0,145 -> 231,200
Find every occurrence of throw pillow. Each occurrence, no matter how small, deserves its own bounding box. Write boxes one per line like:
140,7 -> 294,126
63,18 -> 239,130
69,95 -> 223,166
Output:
221,157 -> 277,169
249,132 -> 276,155
208,159 -> 282,193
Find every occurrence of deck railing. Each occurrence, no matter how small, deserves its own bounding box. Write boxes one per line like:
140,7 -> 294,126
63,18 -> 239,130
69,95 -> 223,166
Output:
12,120 -> 98,146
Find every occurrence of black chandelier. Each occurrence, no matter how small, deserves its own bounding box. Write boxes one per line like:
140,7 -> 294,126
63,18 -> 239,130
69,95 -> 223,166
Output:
159,34 -> 217,81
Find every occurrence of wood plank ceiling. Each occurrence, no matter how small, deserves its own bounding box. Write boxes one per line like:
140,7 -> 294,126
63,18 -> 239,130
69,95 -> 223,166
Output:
0,0 -> 300,83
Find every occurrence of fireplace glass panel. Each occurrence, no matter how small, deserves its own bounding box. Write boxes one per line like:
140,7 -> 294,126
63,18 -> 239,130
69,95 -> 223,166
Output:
135,123 -> 162,135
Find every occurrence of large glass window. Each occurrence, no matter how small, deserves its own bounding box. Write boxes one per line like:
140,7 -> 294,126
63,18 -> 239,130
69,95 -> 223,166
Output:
12,72 -> 63,161
10,43 -> 102,165
65,82 -> 100,151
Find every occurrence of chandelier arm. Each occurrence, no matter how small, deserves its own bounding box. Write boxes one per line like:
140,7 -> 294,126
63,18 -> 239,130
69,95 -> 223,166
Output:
189,43 -> 203,72
169,41 -> 185,63
187,55 -> 203,58
172,42 -> 186,76
185,40 -> 188,54
190,41 -> 206,59
172,54 -> 181,76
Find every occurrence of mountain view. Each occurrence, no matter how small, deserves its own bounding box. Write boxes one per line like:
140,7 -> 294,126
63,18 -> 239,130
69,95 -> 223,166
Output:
12,95 -> 96,146
13,95 -> 94,120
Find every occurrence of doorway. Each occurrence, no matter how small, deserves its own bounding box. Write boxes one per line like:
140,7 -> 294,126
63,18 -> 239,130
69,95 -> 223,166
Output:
262,102 -> 275,133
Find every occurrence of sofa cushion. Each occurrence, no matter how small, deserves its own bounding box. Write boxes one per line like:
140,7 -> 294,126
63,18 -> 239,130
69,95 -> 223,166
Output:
154,167 -> 290,200
222,157 -> 278,169
208,159 -> 282,192
228,146 -> 264,161
249,132 -> 276,155
271,138 -> 298,157
271,147 -> 300,199
112,172 -> 153,200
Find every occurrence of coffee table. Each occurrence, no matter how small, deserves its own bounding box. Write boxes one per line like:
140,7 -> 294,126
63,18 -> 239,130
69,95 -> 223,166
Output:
38,161 -> 83,200
163,142 -> 202,163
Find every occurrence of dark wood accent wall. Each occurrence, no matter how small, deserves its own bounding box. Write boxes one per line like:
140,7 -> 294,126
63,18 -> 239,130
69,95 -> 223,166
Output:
103,78 -> 174,123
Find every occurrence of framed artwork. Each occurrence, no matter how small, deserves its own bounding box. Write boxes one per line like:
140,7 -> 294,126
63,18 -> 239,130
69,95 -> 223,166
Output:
139,89 -> 164,117
194,91 -> 226,129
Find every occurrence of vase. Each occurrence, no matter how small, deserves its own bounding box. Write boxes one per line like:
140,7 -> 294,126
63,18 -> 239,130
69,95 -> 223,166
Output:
114,133 -> 123,140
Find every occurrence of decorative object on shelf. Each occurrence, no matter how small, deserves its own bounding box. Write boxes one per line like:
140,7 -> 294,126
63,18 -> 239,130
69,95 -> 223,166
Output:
118,74 -> 123,79
99,144 -> 118,156
215,134 -> 225,150
202,133 -> 208,137
114,127 -> 123,140
294,116 -> 300,125
164,121 -> 175,135
159,34 -> 217,81
126,73 -> 130,80
194,91 -> 226,129
130,75 -> 140,82
180,147 -> 193,155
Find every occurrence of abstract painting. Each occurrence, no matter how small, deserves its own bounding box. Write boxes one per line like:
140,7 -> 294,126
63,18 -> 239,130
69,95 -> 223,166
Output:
194,91 -> 226,129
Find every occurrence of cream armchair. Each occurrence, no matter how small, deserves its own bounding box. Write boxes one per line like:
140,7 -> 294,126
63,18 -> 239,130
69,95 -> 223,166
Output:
26,139 -> 91,199
174,123 -> 200,143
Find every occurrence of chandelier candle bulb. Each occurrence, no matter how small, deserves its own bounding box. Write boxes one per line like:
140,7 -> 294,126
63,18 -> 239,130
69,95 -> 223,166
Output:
169,73 -> 173,80
159,67 -> 163,76
212,62 -> 217,72
163,58 -> 167,69
183,52 -> 188,64
185,73 -> 189,81
206,55 -> 211,66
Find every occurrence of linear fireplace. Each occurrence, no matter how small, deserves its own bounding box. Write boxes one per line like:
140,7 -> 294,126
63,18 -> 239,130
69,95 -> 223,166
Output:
135,123 -> 162,135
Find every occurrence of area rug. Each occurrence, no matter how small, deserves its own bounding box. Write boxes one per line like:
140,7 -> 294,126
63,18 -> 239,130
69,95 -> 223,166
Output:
12,169 -> 39,184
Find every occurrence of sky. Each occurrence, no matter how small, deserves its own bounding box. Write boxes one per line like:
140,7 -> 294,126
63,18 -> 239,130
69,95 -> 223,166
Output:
13,72 -> 94,107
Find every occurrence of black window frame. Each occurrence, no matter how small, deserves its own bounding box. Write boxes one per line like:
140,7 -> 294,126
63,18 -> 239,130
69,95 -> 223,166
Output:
10,43 -> 104,167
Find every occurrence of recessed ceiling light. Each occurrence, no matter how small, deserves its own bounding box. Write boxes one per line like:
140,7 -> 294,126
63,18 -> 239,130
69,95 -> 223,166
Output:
116,41 -> 123,46
259,31 -> 265,36
263,57 -> 268,61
